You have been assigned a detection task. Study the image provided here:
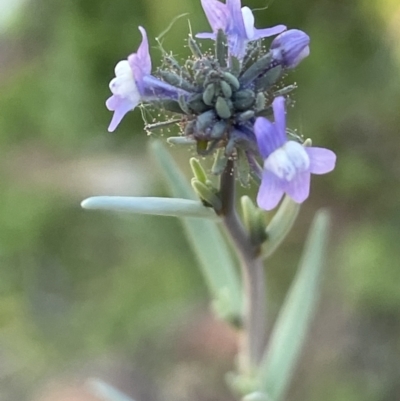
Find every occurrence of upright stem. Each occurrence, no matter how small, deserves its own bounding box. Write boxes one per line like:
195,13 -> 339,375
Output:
219,159 -> 267,374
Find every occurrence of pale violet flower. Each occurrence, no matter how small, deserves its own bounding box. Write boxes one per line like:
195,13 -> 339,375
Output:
270,29 -> 310,69
106,27 -> 186,132
196,0 -> 286,59
255,97 -> 336,210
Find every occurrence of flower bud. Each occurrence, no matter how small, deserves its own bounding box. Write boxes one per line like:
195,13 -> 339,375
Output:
191,178 -> 222,211
270,29 -> 310,69
203,83 -> 216,106
215,97 -> 232,119
233,89 -> 255,111
220,81 -> 233,98
222,72 -> 240,90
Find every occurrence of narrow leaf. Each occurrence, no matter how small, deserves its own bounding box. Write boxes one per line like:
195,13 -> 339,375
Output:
87,379 -> 135,401
190,158 -> 208,184
150,141 -> 242,320
258,210 -> 330,401
81,196 -> 219,220
262,196 -> 300,259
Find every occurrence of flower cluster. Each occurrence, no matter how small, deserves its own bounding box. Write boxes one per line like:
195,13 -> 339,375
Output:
106,0 -> 335,210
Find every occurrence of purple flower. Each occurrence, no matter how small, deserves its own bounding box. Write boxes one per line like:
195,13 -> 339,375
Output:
106,27 -> 186,132
255,97 -> 336,210
196,0 -> 286,59
270,29 -> 310,69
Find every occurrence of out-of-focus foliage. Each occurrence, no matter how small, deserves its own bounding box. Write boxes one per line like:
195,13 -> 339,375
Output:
0,0 -> 400,400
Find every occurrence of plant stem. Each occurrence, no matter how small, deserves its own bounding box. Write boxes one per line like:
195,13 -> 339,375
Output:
219,159 -> 267,374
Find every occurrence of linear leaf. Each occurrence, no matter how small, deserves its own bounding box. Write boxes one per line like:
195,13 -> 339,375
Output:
81,196 -> 219,220
258,210 -> 330,401
150,140 -> 242,321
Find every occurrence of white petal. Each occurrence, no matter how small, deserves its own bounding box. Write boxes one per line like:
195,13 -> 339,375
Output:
284,141 -> 310,172
265,147 -> 295,181
241,7 -> 255,39
114,60 -> 131,76
264,141 -> 310,181
109,60 -> 140,104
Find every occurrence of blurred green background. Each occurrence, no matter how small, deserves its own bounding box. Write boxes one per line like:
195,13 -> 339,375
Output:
1,0 -> 400,400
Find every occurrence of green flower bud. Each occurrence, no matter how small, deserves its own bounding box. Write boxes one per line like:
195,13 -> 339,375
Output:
203,83 -> 216,106
223,72 -> 240,90
233,89 -> 255,111
215,97 -> 232,119
220,81 -> 233,98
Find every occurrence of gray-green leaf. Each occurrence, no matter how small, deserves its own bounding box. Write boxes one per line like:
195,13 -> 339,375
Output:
257,210 -> 330,401
81,196 -> 219,220
150,140 -> 242,323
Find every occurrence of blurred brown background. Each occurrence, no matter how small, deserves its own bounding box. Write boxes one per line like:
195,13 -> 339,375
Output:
1,0 -> 400,400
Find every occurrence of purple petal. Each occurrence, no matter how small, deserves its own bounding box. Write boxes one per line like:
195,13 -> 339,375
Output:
306,147 -> 336,174
227,0 -> 246,38
200,0 -> 229,33
106,95 -> 137,132
272,96 -> 287,141
128,26 -> 151,89
253,25 -> 287,40
228,36 -> 247,59
142,75 -> 187,100
284,171 -> 311,203
254,117 -> 284,158
257,170 -> 285,210
270,29 -> 310,69
137,27 -> 151,73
